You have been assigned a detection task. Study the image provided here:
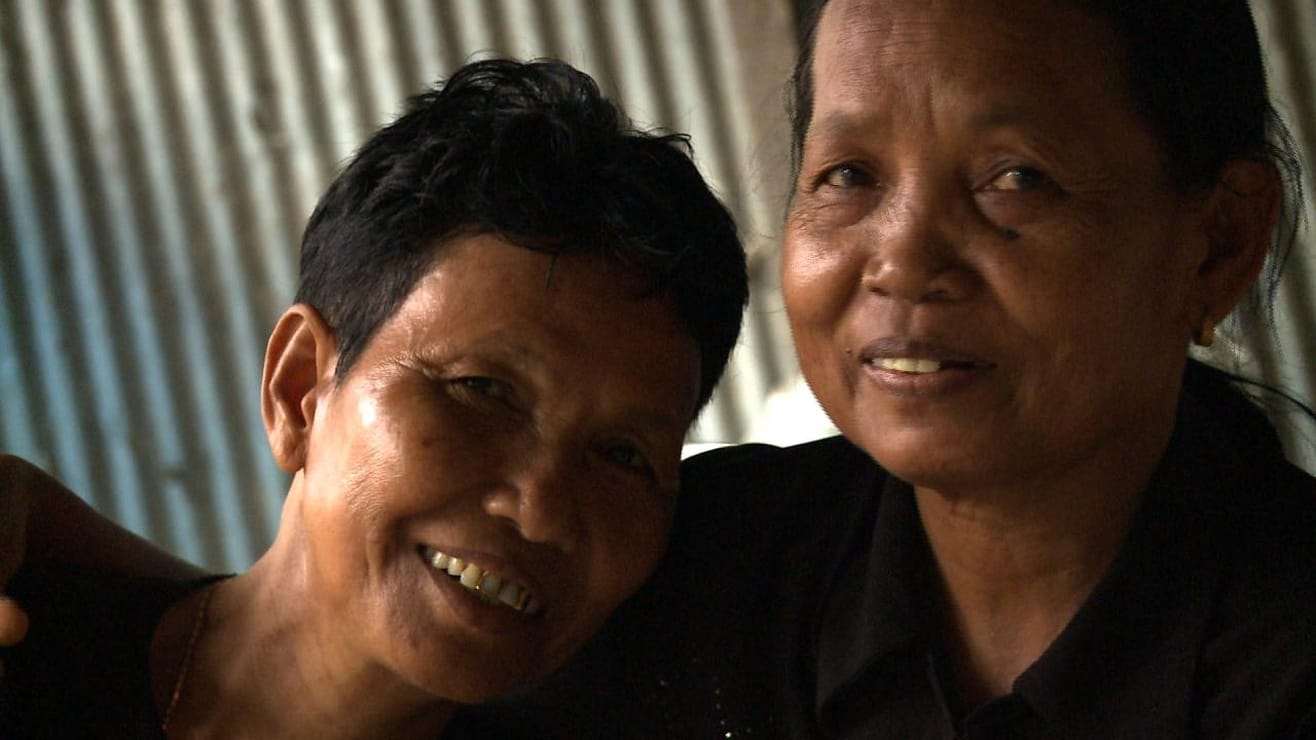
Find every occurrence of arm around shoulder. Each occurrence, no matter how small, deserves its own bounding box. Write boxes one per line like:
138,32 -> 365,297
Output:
0,453 -> 207,585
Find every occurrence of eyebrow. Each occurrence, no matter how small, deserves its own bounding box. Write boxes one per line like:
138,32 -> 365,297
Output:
965,105 -> 1045,135
810,102 -> 1048,143
409,331 -> 549,382
808,109 -> 883,144
422,333 -> 692,434
622,406 -> 689,438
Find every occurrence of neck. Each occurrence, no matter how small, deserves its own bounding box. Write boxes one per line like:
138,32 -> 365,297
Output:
913,418 -> 1173,708
155,532 -> 457,738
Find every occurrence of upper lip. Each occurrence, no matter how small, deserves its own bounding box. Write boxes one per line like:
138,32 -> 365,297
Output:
859,337 -> 989,366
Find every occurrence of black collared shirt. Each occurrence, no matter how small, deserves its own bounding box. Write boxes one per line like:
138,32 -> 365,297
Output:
458,395 -> 1316,738
812,397 -> 1316,738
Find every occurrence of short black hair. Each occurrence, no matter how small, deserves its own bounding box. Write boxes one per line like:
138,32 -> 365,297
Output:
296,58 -> 748,413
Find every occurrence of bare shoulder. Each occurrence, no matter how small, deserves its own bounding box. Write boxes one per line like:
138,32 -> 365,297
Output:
0,452 -> 208,582
0,454 -> 74,506
0,452 -> 45,485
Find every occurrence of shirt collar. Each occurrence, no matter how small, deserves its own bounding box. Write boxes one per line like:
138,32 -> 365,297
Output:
812,394 -> 1243,734
814,469 -> 936,714
1014,396 -> 1240,736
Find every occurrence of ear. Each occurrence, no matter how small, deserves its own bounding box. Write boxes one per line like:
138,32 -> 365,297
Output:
262,304 -> 339,473
1190,159 -> 1281,330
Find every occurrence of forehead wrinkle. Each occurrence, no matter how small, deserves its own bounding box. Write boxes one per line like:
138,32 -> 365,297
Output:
466,330 -> 551,374
622,405 -> 690,441
816,0 -> 1141,156
815,6 -> 966,143
823,0 -> 1107,90
408,327 -> 553,383
966,106 -> 1041,136
807,107 -> 884,149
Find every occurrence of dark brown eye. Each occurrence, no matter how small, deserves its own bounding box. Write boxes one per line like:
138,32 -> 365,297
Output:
453,376 -> 513,404
985,167 -> 1052,192
974,164 -> 1063,233
602,442 -> 654,477
820,164 -> 875,189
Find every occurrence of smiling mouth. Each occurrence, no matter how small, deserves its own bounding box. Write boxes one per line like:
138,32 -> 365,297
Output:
419,546 -> 542,616
869,357 -> 978,374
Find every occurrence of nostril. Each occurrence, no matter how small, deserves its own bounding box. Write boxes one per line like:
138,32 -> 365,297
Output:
483,481 -> 581,553
863,260 -> 967,304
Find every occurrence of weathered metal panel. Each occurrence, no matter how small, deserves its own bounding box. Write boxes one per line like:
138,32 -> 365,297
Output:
1240,0 -> 1316,473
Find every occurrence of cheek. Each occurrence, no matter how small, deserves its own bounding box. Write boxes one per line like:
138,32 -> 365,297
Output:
303,401 -> 444,568
997,258 -> 1187,420
540,500 -> 669,670
996,211 -> 1183,338
584,497 -> 670,602
783,230 -> 867,422
782,227 -> 860,357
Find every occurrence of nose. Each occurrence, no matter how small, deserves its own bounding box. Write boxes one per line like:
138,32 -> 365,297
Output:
861,181 -> 973,303
482,446 -> 582,552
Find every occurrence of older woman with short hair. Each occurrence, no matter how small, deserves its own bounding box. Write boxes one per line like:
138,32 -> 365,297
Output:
0,57 -> 748,738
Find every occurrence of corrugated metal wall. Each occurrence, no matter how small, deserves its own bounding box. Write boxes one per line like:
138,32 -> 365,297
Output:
1245,0 -> 1316,474
1,1 -> 1313,572
0,0 -> 798,571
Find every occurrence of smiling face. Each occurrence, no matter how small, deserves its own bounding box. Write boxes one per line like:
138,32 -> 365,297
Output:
270,234 -> 700,703
783,0 -> 1226,494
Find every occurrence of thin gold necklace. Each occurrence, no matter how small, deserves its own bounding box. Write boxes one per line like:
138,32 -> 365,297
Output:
161,582 -> 218,735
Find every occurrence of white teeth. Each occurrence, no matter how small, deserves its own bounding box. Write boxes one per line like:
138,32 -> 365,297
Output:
498,583 -> 524,609
446,557 -> 465,577
875,357 -> 943,373
422,547 -> 539,615
459,563 -> 482,588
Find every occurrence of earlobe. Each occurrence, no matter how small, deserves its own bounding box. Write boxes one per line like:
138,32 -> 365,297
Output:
261,304 -> 338,473
1191,159 -> 1280,335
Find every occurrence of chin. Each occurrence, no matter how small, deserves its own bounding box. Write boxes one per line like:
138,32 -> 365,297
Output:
410,658 -> 532,705
386,638 -> 546,705
858,424 -> 995,489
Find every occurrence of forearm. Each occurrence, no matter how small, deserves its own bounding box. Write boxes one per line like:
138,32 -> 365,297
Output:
0,453 -> 207,582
